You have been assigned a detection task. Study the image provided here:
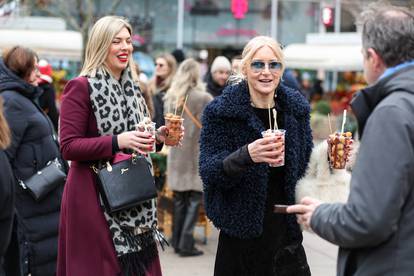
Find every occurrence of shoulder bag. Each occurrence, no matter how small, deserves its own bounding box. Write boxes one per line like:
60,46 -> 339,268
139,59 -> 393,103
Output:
93,153 -> 157,214
18,112 -> 66,202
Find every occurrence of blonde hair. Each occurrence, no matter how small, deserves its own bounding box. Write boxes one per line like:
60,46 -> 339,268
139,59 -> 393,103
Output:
164,58 -> 205,112
0,97 -> 11,149
149,53 -> 177,95
230,36 -> 285,84
79,16 -> 136,79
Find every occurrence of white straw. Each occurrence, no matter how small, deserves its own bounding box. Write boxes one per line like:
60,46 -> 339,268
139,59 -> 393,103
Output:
328,113 -> 333,133
268,104 -> 272,130
180,95 -> 189,117
272,109 -> 278,130
340,109 -> 347,134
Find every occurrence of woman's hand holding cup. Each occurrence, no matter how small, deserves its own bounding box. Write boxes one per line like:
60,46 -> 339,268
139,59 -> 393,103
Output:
248,134 -> 285,166
117,130 -> 155,155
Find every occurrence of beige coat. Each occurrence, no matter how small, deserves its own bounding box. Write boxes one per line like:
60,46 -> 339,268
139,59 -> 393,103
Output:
167,89 -> 213,192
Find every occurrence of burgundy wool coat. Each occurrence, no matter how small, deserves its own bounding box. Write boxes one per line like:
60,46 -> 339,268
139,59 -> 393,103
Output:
57,77 -> 121,276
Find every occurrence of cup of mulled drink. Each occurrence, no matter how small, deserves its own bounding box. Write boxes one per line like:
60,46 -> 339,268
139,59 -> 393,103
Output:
327,132 -> 353,169
135,118 -> 156,153
261,129 -> 286,167
164,113 -> 184,146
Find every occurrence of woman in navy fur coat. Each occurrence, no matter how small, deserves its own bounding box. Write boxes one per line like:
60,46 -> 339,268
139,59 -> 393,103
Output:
199,36 -> 313,276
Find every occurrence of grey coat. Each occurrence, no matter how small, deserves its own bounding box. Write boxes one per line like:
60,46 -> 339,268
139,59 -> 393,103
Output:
311,65 -> 414,276
167,88 -> 213,192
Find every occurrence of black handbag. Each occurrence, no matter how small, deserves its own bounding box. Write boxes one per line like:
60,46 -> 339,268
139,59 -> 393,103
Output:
18,158 -> 66,201
94,153 -> 157,214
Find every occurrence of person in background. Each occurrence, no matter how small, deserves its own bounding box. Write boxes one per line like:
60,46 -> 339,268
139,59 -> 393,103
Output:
164,58 -> 213,257
37,59 -> 59,131
204,55 -> 231,97
231,55 -> 242,74
199,36 -> 312,276
171,48 -> 186,66
58,16 -> 168,276
0,46 -> 65,276
0,97 -> 15,276
134,62 -> 154,117
287,4 -> 414,276
282,68 -> 301,91
149,53 -> 177,128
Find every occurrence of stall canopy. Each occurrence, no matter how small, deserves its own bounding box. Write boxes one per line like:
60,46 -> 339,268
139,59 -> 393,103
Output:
0,29 -> 82,61
283,33 -> 363,71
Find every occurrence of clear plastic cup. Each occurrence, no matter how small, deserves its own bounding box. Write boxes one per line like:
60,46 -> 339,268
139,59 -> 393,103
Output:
261,129 -> 286,167
135,121 -> 156,153
327,132 -> 353,169
164,115 -> 184,146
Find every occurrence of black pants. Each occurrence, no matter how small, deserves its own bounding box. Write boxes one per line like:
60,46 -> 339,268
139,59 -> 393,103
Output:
171,191 -> 202,252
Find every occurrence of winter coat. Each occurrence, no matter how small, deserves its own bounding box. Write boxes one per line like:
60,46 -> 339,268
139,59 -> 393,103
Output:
0,59 -> 64,276
204,72 -> 225,97
0,150 -> 15,276
38,82 -> 59,132
57,77 -> 120,276
311,64 -> 414,276
152,90 -> 166,127
167,88 -> 213,192
199,80 -> 313,240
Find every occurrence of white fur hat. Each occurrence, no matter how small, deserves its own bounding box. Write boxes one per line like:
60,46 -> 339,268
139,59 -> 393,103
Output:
210,56 -> 231,73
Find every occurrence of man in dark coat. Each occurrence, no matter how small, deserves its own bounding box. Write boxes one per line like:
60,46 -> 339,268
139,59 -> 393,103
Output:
288,4 -> 414,276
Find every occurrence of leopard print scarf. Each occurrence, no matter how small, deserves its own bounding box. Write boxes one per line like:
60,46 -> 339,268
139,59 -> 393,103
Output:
88,67 -> 160,269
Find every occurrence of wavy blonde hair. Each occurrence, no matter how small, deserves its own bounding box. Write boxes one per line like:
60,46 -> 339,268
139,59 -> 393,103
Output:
164,58 -> 205,112
0,97 -> 11,149
148,53 -> 177,95
79,16 -> 137,80
229,36 -> 285,84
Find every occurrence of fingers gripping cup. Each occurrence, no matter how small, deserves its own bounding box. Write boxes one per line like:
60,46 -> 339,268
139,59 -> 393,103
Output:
164,113 -> 184,146
136,118 -> 156,153
261,129 -> 286,167
327,132 -> 353,169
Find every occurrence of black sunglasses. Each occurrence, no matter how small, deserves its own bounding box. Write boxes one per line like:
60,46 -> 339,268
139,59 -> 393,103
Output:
250,61 -> 282,73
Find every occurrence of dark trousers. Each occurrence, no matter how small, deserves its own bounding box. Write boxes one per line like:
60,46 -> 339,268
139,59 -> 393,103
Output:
171,191 -> 202,252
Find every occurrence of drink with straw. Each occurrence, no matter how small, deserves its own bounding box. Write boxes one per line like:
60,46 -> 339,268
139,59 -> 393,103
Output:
164,95 -> 188,146
136,117 -> 156,153
164,113 -> 184,146
261,106 -> 286,167
327,110 -> 353,169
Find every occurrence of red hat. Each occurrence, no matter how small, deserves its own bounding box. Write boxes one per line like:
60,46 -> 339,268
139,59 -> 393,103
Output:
38,59 -> 53,84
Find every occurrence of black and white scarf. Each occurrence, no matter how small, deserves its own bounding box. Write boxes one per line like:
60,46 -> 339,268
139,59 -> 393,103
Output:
88,67 -> 162,275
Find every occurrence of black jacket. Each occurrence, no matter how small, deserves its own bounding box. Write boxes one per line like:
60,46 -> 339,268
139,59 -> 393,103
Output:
38,82 -> 59,132
0,59 -> 64,276
0,150 -> 15,276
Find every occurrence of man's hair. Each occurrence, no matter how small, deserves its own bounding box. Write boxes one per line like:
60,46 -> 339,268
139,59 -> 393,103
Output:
359,3 -> 414,67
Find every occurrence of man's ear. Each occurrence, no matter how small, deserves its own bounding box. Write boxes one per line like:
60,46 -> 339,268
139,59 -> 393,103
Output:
366,48 -> 387,72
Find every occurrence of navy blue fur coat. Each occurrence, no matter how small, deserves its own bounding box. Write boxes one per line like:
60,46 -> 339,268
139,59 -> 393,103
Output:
199,80 -> 313,239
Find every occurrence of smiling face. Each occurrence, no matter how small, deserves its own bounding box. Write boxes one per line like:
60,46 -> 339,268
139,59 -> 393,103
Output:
244,46 -> 282,98
105,27 -> 133,78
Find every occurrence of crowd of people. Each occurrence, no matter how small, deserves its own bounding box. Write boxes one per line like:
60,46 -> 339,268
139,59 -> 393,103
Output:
0,2 -> 413,276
